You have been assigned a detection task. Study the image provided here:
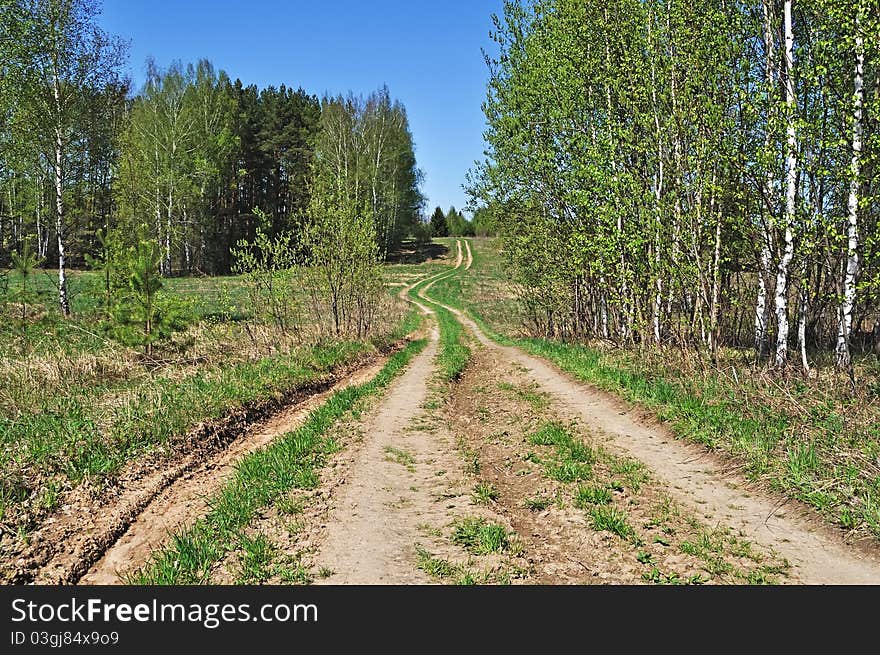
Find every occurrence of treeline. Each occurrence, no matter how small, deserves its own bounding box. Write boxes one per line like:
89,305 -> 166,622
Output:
429,205 -> 494,237
0,0 -> 423,315
472,0 -> 880,371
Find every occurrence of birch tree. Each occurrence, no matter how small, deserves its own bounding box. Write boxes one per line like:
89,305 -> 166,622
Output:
8,0 -> 125,315
834,6 -> 865,370
472,0 -> 880,372
774,0 -> 798,367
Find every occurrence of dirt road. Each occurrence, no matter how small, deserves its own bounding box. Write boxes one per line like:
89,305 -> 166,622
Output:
216,237 -> 880,585
420,241 -> 880,584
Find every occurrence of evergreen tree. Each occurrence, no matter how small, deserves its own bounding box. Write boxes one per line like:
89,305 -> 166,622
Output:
430,206 -> 448,237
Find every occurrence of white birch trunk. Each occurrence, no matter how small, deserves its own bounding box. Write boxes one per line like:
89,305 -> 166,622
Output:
756,242 -> 772,354
649,11 -> 663,346
52,71 -> 70,316
835,22 -> 864,370
756,0 -> 776,358
775,0 -> 797,368
36,174 -> 46,258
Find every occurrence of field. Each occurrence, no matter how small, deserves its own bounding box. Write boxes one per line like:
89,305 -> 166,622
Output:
1,237 -> 879,585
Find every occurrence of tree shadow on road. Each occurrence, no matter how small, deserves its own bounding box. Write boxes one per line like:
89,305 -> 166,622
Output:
385,240 -> 449,265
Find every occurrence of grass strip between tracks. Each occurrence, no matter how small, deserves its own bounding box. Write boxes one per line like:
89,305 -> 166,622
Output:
408,254 -> 470,382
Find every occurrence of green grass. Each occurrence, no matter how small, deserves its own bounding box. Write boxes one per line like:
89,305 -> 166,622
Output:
0,256 -> 425,538
450,238 -> 880,539
434,306 -> 470,382
450,517 -> 511,555
275,555 -> 313,584
544,460 -> 593,483
415,544 -> 512,586
590,505 -> 636,542
235,533 -> 276,584
524,494 -> 554,511
574,485 -> 613,508
498,382 -> 550,411
0,270 -> 255,357
426,238 -> 516,344
472,482 -> 499,504
610,458 -> 649,494
415,545 -> 461,579
527,422 -> 595,483
505,336 -> 880,539
129,338 -> 428,584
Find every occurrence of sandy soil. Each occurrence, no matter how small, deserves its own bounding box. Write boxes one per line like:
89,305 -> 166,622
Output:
463,239 -> 473,270
307,333 -> 453,583
445,343 -> 792,584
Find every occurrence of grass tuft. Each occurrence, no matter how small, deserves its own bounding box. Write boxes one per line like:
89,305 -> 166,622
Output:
451,517 -> 510,554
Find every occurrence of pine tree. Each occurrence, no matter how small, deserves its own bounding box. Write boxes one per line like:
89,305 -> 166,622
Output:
430,206 -> 448,237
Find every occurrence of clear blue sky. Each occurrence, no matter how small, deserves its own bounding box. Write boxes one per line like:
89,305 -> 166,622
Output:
98,0 -> 503,218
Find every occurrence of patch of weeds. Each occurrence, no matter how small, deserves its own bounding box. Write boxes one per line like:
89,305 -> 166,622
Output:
529,422 -> 569,447
574,485 -> 612,508
642,567 -> 684,585
472,482 -> 499,504
415,545 -> 460,579
590,506 -> 636,541
839,505 -> 856,530
276,493 -> 305,515
417,523 -> 443,537
610,458 -> 648,493
384,446 -> 416,472
545,459 -> 592,483
317,567 -> 333,579
130,338 -> 428,584
275,555 -> 312,584
284,520 -> 304,536
456,572 -> 478,585
636,551 -> 655,565
786,442 -> 819,488
499,382 -> 549,410
451,517 -> 510,555
680,531 -> 724,559
565,440 -> 595,464
236,533 -> 276,584
743,564 -> 788,585
525,495 -> 553,511
729,537 -> 760,562
702,557 -> 734,577
647,496 -> 676,528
